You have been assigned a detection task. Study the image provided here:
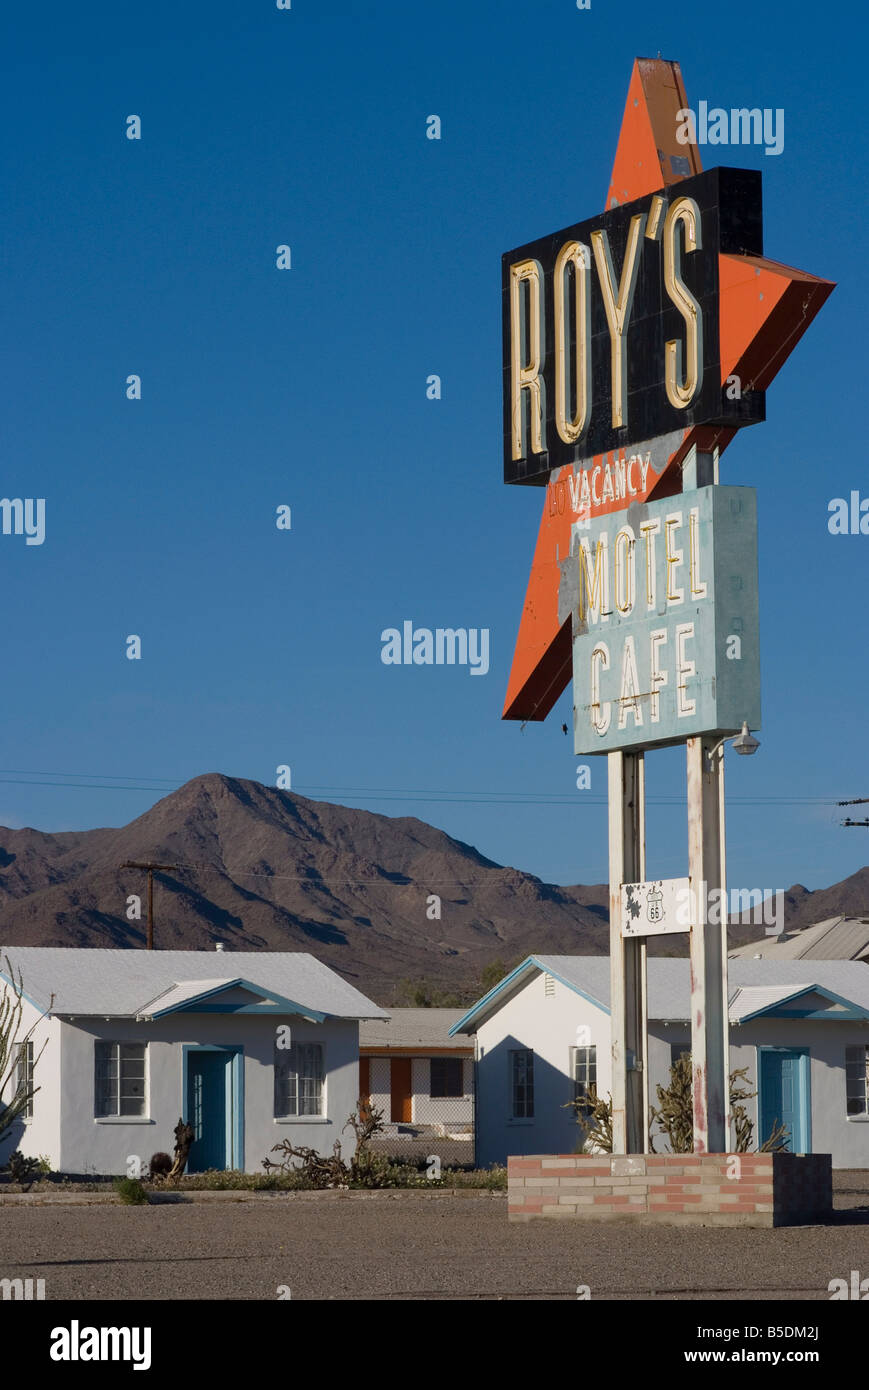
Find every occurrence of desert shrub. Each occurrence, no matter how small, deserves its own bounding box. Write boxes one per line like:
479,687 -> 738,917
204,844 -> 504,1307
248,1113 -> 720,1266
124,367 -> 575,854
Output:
566,1086 -> 614,1153
6,1151 -> 42,1187
113,1177 -> 149,1205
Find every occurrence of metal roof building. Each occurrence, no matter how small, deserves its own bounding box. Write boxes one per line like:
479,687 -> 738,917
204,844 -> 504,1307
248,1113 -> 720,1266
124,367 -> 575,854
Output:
0,946 -> 387,1020
728,916 -> 869,963
360,1008 -> 470,1051
450,954 -> 869,1031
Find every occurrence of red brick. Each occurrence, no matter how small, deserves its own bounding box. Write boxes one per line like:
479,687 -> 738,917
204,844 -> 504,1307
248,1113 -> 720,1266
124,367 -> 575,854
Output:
718,1184 -> 772,1195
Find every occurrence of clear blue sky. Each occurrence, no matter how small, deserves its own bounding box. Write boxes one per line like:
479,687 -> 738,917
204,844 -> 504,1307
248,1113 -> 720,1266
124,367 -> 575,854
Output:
2,0 -> 866,894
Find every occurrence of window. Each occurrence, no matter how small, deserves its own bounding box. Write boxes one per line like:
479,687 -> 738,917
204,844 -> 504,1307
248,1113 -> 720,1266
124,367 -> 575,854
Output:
95,1042 -> 146,1117
430,1057 -> 463,1098
510,1049 -> 534,1119
274,1042 -> 324,1117
15,1041 -> 34,1121
845,1045 -> 869,1115
572,1045 -> 597,1114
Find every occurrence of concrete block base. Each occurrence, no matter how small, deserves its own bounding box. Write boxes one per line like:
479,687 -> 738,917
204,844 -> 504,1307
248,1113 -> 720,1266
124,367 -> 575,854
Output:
508,1152 -> 832,1227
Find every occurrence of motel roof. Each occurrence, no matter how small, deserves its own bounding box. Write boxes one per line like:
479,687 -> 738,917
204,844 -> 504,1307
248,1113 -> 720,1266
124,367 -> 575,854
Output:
0,947 -> 388,1021
729,916 -> 869,962
360,1008 -> 472,1051
449,955 -> 869,1034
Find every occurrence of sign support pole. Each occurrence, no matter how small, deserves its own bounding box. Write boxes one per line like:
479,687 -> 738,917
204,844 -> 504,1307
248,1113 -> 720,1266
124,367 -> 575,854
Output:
608,750 -> 647,1154
687,737 -> 729,1152
683,445 -> 729,1153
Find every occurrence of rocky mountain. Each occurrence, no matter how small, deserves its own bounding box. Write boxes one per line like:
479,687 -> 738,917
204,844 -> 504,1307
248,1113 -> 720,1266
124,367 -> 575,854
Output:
0,774 -> 865,1000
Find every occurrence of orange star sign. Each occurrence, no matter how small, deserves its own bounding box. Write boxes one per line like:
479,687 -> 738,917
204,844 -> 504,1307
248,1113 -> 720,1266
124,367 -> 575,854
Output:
502,57 -> 834,723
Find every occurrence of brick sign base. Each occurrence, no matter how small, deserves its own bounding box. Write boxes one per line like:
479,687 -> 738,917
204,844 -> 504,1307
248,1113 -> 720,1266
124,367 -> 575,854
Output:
508,1153 -> 832,1227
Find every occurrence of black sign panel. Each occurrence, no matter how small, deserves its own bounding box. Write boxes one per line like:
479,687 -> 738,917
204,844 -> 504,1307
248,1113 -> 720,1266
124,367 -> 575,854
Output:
502,167 -> 765,485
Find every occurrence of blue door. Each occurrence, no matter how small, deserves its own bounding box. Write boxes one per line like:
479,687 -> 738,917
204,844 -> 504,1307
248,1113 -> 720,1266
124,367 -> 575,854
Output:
759,1049 -> 810,1153
186,1051 -> 231,1172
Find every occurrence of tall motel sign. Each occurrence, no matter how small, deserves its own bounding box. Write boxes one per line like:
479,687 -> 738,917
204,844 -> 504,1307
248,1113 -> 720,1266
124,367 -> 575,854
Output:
501,58 -> 834,1153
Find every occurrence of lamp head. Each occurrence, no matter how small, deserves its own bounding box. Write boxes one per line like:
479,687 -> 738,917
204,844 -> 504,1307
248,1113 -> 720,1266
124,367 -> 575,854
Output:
731,721 -> 760,756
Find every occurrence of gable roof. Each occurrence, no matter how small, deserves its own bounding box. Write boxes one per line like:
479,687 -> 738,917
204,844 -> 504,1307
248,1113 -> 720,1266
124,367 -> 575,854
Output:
0,947 -> 387,1021
729,915 -> 869,961
360,1008 -> 471,1050
727,983 -> 869,1023
449,955 -> 869,1033
136,978 -> 328,1023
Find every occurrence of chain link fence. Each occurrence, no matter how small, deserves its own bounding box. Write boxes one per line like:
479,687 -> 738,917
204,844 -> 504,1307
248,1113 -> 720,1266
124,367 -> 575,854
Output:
360,1053 -> 475,1169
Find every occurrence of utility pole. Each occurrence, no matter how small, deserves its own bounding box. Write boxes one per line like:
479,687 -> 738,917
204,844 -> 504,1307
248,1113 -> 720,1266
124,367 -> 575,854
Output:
122,862 -> 178,949
838,798 -> 869,829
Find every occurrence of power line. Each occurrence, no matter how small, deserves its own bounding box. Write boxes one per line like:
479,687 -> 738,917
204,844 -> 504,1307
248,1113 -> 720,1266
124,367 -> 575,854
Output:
140,861 -> 603,889
0,768 -> 847,809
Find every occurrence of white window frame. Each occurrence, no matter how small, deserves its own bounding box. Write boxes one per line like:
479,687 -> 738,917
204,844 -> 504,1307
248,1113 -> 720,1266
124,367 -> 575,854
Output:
16,1040 -> 34,1121
571,1044 -> 597,1112
94,1041 -> 148,1118
274,1041 -> 325,1119
845,1044 -> 869,1116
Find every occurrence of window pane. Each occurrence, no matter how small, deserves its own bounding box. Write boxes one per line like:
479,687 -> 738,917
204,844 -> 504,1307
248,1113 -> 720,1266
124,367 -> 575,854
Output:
95,1042 -> 115,1116
573,1046 -> 597,1113
845,1046 -> 869,1115
511,1050 -> 534,1118
95,1042 -> 146,1116
119,1045 -> 146,1116
431,1058 -> 463,1098
274,1041 -> 323,1116
15,1041 -> 34,1120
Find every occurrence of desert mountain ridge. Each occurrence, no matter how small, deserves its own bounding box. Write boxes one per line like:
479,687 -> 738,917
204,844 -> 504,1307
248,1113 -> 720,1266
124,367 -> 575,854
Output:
0,773 -> 865,1001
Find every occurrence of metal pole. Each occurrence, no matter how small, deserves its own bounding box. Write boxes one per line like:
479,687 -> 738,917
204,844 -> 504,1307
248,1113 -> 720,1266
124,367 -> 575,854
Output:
147,869 -> 154,951
608,749 -> 647,1154
122,861 -> 178,951
687,736 -> 729,1152
719,747 -> 731,1150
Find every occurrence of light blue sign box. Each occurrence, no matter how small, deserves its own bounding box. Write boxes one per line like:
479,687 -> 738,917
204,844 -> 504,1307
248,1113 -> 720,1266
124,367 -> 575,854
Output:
572,484 -> 760,755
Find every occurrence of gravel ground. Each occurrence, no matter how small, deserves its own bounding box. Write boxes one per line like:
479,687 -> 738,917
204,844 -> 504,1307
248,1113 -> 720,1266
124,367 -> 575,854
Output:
1,1172 -> 868,1301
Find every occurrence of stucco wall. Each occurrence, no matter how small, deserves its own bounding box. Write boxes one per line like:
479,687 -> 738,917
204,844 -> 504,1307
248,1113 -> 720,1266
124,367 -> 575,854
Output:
0,997 -> 61,1169
57,1012 -> 359,1175
474,971 -> 610,1167
368,1057 -> 391,1120
732,1018 -> 869,1169
475,977 -> 869,1168
651,1020 -> 869,1165
411,1057 -> 474,1124
364,1055 -> 474,1126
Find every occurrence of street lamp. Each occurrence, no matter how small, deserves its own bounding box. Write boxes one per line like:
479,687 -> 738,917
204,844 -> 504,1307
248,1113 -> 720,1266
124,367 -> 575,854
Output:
706,721 -> 760,769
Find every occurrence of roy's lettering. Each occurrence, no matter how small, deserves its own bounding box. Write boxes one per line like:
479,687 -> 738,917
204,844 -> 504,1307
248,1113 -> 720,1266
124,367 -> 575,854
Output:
503,167 -> 764,484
